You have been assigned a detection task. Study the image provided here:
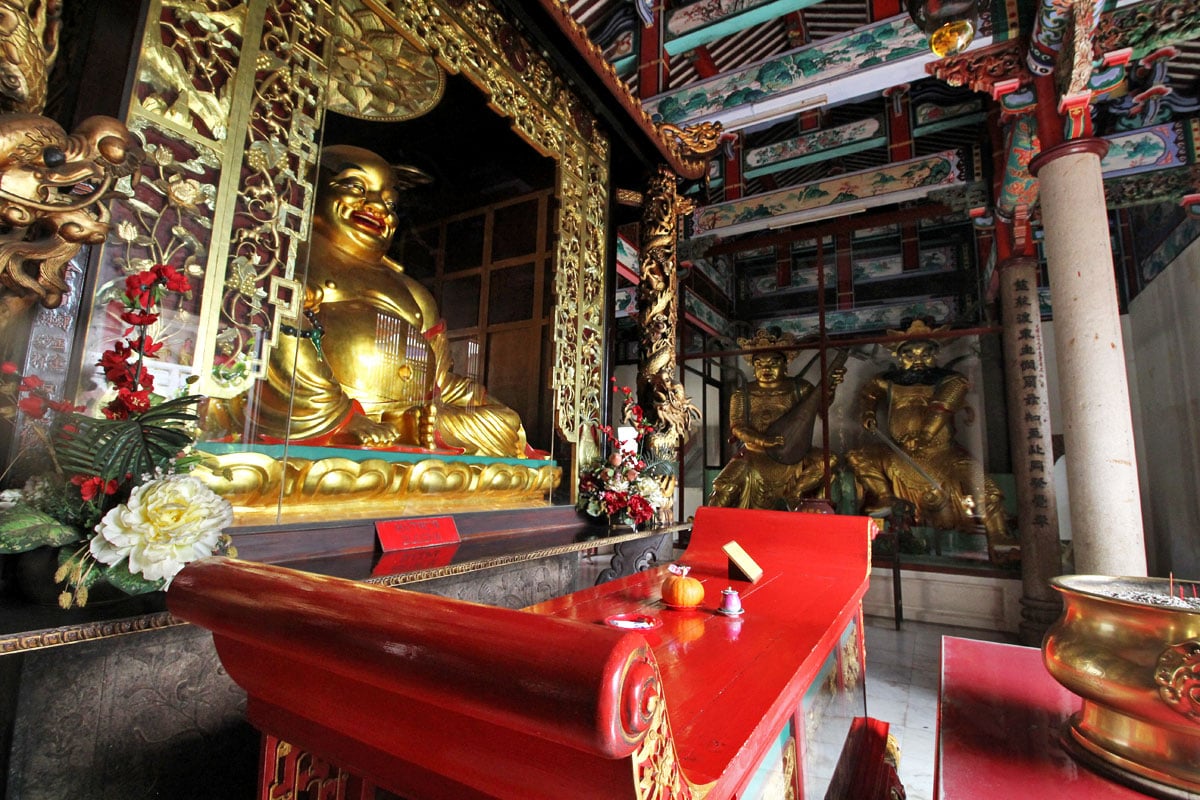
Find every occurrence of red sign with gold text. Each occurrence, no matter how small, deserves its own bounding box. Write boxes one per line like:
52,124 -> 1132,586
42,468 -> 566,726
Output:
376,516 -> 460,551
373,517 -> 461,577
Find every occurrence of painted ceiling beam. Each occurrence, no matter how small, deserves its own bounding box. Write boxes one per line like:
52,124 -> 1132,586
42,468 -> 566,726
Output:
743,116 -> 888,179
704,202 -> 953,255
662,0 -> 824,57
644,14 -> 994,133
691,148 -> 971,238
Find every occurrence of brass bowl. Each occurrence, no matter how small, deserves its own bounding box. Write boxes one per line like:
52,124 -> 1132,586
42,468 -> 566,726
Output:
1043,575 -> 1200,798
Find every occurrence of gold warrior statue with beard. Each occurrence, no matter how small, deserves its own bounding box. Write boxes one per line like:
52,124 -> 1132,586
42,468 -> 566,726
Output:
845,321 -> 1018,563
212,145 -> 530,457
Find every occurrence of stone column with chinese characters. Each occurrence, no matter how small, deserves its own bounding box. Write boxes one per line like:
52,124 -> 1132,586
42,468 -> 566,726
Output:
999,257 -> 1061,645
1030,141 -> 1146,577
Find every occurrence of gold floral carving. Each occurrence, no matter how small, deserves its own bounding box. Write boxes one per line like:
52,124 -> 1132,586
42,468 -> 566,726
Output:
783,736 -> 798,800
366,0 -> 611,470
638,166 -> 700,466
264,734 -> 365,799
629,651 -> 713,799
656,120 -> 724,181
86,0 -> 331,403
616,187 -> 644,206
925,39 -> 1028,95
840,628 -> 863,692
1156,640 -> 1200,720
327,0 -> 445,121
194,451 -> 560,523
133,0 -> 249,142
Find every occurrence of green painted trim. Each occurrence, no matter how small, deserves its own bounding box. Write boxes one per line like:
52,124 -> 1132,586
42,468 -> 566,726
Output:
912,112 -> 988,138
197,442 -> 552,467
687,178 -> 724,194
611,53 -> 635,78
744,136 -> 888,179
663,0 -> 819,56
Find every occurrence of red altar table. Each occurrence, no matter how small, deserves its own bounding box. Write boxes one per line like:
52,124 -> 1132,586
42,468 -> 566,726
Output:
168,507 -> 889,799
937,637 -> 1151,799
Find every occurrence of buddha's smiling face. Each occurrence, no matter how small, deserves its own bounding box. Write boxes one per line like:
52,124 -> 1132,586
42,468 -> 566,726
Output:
315,146 -> 400,255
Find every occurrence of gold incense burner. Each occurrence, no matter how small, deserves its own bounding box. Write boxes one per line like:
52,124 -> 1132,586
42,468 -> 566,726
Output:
1043,575 -> 1200,798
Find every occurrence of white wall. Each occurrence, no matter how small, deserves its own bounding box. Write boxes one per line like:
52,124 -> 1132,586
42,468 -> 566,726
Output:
1126,235 -> 1200,576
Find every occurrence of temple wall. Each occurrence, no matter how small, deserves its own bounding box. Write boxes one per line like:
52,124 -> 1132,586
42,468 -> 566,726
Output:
1126,234 -> 1200,578
5,625 -> 256,800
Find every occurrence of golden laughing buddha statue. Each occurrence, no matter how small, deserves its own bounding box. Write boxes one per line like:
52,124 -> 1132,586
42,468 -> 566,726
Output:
209,144 -> 529,458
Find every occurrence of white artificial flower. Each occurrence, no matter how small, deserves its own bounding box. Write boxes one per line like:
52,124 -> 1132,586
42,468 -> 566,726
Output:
0,488 -> 22,509
91,474 -> 233,585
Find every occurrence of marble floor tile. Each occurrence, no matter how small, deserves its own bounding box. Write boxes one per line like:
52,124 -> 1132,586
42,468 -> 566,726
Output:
864,615 -> 1018,800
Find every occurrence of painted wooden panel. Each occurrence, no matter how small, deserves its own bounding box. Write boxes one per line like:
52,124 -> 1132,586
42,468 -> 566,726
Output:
684,289 -> 734,337
645,17 -> 930,127
693,149 -> 968,237
1101,122 -> 1187,179
664,0 -> 822,56
763,296 -> 958,337
744,117 -> 887,179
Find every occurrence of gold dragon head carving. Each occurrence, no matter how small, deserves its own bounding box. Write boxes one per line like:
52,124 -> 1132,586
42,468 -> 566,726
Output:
0,112 -> 141,330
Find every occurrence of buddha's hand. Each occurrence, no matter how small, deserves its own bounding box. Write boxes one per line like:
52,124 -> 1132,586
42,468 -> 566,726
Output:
344,414 -> 401,446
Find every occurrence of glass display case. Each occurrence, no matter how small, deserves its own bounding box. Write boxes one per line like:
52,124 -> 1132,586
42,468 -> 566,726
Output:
47,0 -> 614,529
679,329 -> 1020,573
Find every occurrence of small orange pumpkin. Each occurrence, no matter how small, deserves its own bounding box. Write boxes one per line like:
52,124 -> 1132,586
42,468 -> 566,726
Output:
662,565 -> 704,608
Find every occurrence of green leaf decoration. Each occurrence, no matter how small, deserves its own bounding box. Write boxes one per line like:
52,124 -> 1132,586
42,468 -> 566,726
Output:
0,506 -> 84,553
53,395 -> 200,481
100,560 -> 164,597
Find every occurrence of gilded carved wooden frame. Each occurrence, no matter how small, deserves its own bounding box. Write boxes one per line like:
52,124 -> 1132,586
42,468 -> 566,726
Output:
84,0 -> 609,477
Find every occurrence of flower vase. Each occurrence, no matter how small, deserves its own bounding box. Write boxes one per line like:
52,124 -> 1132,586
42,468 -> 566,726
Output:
606,515 -> 636,535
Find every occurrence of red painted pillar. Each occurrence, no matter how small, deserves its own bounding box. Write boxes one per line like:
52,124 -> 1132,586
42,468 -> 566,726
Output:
637,3 -> 665,98
836,232 -> 854,309
1033,73 -> 1064,152
775,244 -> 791,289
886,86 -> 920,271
